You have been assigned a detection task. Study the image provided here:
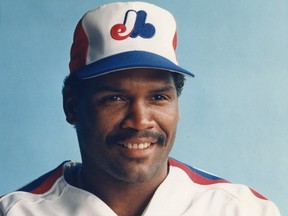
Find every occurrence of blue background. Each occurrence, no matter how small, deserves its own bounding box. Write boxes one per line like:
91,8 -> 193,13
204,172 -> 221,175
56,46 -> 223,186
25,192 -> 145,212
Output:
0,0 -> 287,214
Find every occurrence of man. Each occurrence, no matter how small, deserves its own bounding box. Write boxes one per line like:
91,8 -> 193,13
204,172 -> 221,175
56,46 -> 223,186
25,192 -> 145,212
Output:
0,2 -> 280,216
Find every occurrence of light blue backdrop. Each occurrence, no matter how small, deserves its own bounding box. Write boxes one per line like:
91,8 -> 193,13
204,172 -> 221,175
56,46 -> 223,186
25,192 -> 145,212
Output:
0,0 -> 287,214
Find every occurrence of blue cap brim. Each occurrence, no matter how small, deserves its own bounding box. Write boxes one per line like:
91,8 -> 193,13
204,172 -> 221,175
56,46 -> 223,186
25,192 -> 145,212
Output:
74,51 -> 194,79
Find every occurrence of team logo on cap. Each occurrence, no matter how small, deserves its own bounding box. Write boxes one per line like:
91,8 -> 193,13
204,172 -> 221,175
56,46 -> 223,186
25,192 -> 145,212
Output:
111,10 -> 156,40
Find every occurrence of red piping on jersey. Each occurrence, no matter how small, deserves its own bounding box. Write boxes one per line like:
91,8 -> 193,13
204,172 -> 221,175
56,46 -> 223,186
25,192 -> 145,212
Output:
168,158 -> 267,200
30,166 -> 63,194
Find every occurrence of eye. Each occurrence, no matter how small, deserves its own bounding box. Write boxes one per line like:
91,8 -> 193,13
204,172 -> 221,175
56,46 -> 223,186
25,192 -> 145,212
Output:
151,94 -> 168,101
100,95 -> 126,104
105,95 -> 123,101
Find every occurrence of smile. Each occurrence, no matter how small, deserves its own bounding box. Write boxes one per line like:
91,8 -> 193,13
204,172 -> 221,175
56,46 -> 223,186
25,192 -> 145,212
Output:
122,143 -> 151,150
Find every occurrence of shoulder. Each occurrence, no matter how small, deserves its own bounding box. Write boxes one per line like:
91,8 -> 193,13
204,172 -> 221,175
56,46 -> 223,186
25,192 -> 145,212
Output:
169,157 -> 265,198
0,161 -> 77,215
168,158 -> 281,215
168,158 -> 230,185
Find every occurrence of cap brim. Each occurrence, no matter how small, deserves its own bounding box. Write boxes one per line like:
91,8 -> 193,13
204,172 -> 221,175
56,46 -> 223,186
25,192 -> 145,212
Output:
74,51 -> 194,79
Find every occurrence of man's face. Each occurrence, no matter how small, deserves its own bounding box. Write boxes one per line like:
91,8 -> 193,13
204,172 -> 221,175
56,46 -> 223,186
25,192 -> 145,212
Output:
74,69 -> 180,183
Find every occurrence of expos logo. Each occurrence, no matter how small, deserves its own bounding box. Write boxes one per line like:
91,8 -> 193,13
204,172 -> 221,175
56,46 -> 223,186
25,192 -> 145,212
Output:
111,10 -> 156,40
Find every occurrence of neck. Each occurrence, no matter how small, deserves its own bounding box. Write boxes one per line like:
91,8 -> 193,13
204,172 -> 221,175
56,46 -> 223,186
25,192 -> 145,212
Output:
79,163 -> 168,216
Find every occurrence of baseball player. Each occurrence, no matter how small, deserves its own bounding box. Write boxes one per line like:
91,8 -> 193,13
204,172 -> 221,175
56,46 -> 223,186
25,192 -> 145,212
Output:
0,2 -> 281,216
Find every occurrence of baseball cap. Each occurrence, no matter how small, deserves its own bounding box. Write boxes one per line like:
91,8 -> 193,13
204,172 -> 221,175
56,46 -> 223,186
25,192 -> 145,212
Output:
69,1 -> 194,79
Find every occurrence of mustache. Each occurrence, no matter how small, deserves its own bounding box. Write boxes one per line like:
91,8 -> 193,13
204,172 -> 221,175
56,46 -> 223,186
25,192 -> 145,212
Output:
106,130 -> 166,147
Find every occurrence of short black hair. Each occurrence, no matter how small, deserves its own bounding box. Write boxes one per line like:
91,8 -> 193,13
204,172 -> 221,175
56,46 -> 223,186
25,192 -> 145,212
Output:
171,72 -> 186,97
62,71 -> 185,98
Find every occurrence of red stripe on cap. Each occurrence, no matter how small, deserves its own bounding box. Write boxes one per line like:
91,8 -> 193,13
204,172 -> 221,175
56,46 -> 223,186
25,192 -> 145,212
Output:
172,31 -> 177,51
30,166 -> 63,194
69,19 -> 89,73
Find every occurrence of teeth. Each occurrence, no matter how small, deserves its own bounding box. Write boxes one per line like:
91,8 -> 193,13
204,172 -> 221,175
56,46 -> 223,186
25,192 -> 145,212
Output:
123,143 -> 151,150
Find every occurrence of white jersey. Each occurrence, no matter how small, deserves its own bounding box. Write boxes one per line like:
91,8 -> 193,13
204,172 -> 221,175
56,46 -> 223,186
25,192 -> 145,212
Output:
0,158 -> 281,216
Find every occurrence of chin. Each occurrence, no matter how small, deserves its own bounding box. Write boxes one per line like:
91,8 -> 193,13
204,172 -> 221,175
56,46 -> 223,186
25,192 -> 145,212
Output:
111,169 -> 152,184
106,160 -> 164,184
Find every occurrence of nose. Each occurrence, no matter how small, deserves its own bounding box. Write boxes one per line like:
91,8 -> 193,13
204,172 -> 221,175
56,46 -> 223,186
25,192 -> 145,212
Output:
120,100 -> 155,131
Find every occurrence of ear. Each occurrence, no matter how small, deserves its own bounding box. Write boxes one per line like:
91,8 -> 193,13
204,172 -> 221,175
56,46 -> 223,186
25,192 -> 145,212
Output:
63,92 -> 77,125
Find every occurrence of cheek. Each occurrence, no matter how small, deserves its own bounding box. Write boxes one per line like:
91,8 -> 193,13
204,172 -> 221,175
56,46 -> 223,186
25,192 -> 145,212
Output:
83,107 -> 124,143
155,104 -> 180,138
95,108 -> 124,128
75,103 -> 103,145
165,103 -> 180,124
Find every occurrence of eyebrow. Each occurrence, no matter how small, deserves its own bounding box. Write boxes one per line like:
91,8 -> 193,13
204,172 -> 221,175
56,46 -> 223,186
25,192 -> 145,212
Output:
149,85 -> 176,93
94,84 -> 176,94
93,86 -> 129,94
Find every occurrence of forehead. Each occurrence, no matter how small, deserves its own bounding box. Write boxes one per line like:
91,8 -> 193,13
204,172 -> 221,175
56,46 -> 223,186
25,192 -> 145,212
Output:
84,68 -> 175,90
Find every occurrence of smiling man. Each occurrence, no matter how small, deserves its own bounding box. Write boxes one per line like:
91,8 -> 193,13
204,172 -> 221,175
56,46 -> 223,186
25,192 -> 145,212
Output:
0,2 -> 281,216
72,70 -> 179,184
